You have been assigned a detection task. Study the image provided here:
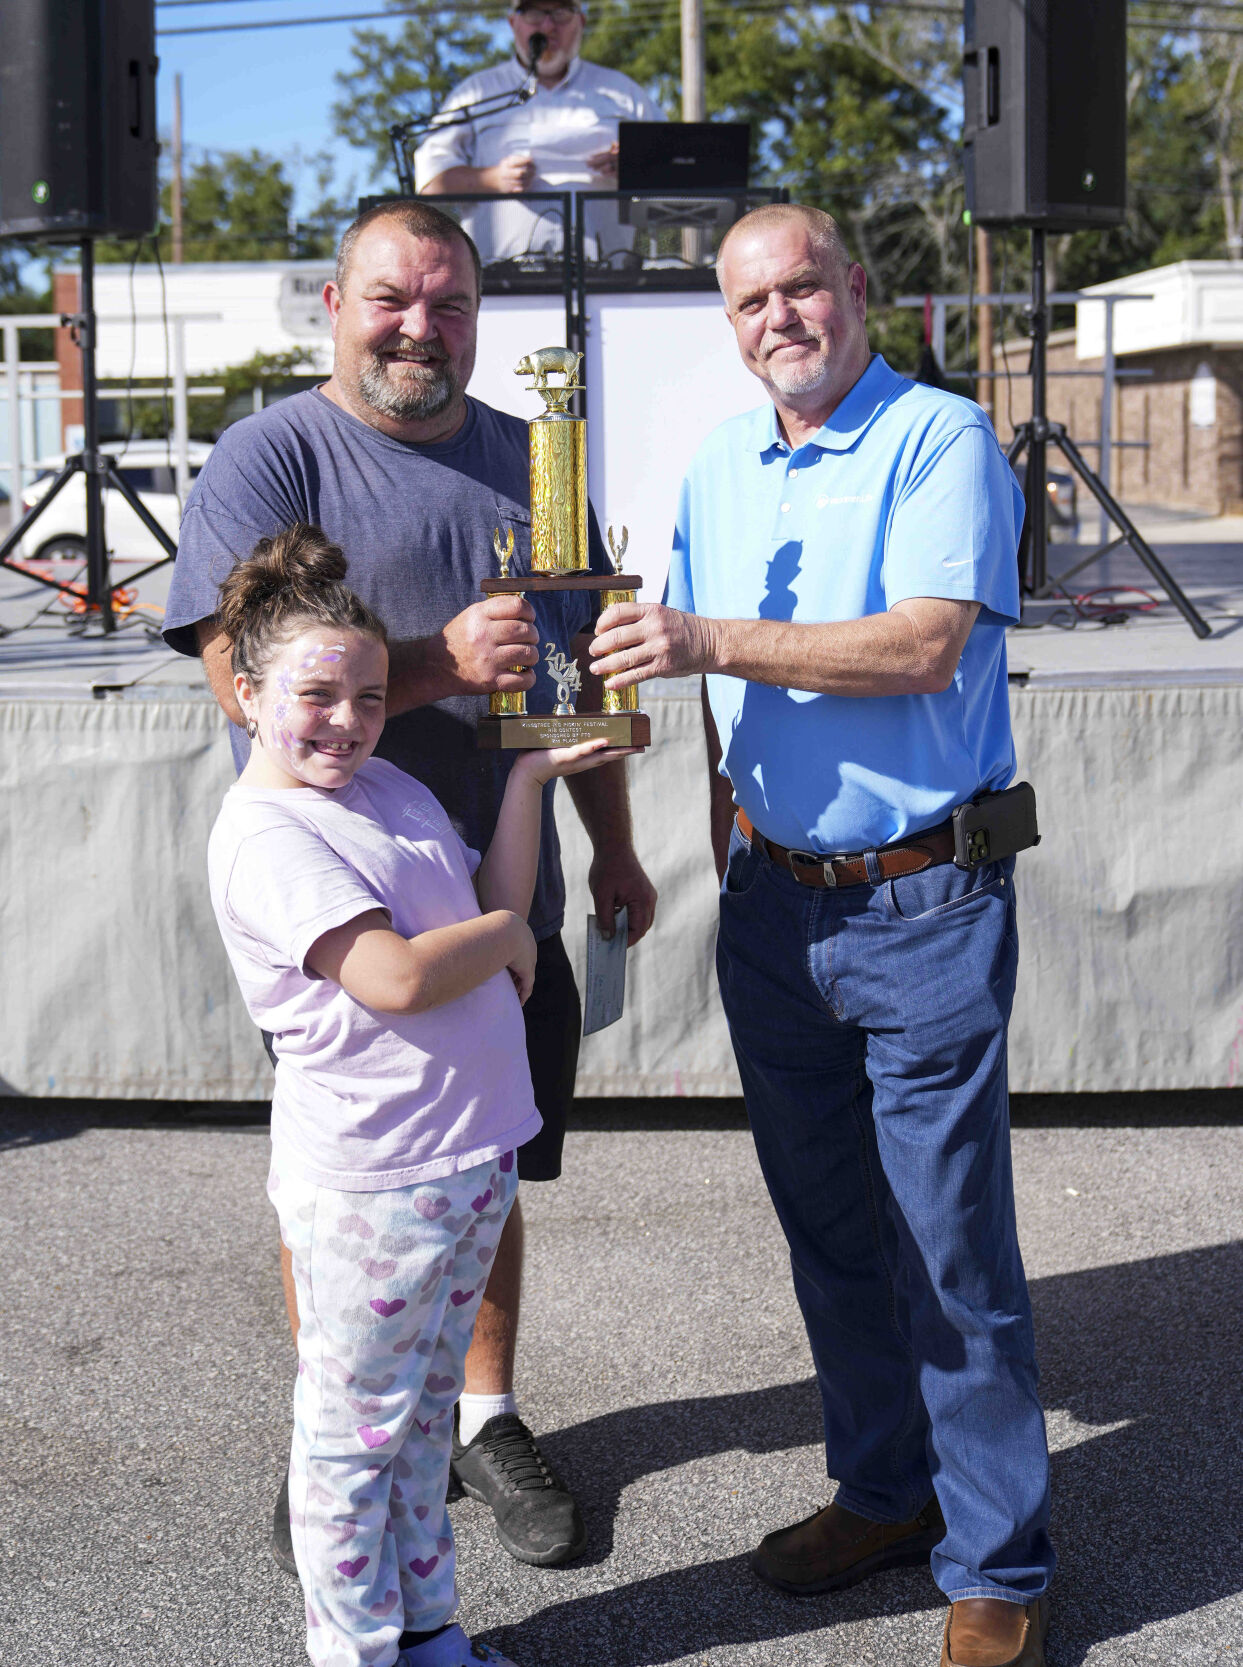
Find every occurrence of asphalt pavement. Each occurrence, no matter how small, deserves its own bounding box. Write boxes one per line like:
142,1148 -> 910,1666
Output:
1,1096 -> 1241,1667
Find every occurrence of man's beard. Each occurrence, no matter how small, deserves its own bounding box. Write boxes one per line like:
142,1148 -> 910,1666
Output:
761,329 -> 831,397
357,338 -> 461,421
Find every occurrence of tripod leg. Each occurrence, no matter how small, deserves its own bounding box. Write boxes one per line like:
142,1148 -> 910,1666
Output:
1042,534 -> 1128,594
0,462 -> 82,571
1024,228 -> 1049,596
78,240 -> 114,633
1052,430 -> 1211,639
101,458 -> 177,592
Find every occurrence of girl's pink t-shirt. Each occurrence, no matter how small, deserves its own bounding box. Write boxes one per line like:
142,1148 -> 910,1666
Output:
208,755 -> 540,1190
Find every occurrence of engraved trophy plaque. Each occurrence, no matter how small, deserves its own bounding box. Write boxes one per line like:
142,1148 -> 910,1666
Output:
476,347 -> 651,751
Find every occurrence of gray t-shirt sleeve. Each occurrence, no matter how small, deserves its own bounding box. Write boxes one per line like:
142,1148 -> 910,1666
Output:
162,422 -> 310,656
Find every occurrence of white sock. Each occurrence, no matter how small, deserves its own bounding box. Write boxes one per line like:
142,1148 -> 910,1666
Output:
457,1391 -> 517,1446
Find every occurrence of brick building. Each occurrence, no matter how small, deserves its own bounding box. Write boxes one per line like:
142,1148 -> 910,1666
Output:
993,262 -> 1243,515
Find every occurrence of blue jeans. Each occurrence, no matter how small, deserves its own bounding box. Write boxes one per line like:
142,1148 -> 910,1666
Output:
717,822 -> 1054,1603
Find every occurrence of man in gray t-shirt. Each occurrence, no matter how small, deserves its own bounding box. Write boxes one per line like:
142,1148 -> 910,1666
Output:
164,200 -> 656,1582
166,379 -> 597,944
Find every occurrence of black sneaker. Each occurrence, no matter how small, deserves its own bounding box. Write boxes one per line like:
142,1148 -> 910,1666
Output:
450,1412 -> 586,1567
272,1471 -> 299,1577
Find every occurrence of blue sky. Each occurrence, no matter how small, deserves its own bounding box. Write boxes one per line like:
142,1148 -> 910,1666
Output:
16,3 -> 502,286
153,1 -> 451,214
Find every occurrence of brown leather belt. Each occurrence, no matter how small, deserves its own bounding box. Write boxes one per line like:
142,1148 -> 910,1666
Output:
736,807 -> 957,890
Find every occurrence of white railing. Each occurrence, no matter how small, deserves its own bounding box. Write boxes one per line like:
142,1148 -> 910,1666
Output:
1,312 -> 223,512
895,290 -> 1153,544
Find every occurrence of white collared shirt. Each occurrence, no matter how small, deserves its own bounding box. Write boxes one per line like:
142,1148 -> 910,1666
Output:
414,55 -> 663,259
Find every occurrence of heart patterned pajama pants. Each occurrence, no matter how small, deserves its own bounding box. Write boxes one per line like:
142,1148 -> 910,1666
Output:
268,1152 -> 518,1667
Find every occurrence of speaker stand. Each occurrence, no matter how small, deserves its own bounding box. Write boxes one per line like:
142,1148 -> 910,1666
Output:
1005,228 -> 1210,639
0,238 -> 177,636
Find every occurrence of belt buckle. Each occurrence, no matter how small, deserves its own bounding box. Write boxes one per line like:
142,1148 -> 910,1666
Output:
789,848 -> 839,888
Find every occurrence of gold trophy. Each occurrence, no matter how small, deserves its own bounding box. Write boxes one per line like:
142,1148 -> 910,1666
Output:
477,347 -> 651,751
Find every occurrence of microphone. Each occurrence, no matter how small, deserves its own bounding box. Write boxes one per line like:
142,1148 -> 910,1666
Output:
529,31 -> 548,70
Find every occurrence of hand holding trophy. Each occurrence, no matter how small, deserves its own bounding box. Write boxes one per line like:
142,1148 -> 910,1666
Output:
476,349 -> 651,751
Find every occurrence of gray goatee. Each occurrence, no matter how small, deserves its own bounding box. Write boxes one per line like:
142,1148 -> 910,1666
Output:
357,339 -> 459,421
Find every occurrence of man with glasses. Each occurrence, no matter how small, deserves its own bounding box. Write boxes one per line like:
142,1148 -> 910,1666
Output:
416,0 -> 662,262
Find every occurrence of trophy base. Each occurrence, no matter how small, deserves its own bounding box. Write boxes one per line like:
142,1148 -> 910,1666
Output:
481,573 -> 642,595
477,712 -> 651,750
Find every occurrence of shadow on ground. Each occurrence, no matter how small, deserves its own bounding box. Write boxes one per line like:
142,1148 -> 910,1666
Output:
3,1089 -> 1241,1150
3,1101 -> 1241,1663
0,1098 -> 269,1152
507,1239 -> 1243,1666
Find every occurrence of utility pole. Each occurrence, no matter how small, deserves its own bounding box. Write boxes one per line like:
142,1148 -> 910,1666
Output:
680,0 -> 705,264
172,74 -> 185,264
976,224 -> 993,424
681,0 -> 705,121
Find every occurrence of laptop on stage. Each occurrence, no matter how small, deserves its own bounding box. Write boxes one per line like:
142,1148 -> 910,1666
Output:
616,122 -> 751,192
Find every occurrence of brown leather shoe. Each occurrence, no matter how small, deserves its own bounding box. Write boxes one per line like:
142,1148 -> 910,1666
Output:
941,1597 -> 1050,1667
750,1495 -> 945,1596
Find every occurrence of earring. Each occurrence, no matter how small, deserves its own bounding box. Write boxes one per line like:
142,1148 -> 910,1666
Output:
246,718 -> 259,741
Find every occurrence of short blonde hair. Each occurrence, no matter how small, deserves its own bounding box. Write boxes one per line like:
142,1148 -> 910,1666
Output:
716,204 -> 853,291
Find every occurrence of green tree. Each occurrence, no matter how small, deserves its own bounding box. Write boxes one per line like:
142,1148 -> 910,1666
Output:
0,249 -> 54,358
1156,17 -> 1243,261
117,348 -> 321,441
96,149 -> 345,264
1045,36 -> 1223,295
332,8 -> 504,184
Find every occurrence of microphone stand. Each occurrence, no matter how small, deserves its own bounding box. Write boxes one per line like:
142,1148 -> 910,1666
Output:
388,48 -> 544,196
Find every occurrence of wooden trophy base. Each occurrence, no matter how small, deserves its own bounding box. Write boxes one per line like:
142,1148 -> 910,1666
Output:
481,573 -> 642,595
478,711 -> 651,750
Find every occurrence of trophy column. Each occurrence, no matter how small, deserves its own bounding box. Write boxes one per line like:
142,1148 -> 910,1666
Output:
487,528 -> 527,720
601,526 -> 640,718
477,347 -> 651,752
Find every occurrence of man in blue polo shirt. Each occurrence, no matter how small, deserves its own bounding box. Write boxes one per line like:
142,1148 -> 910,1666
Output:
590,203 -> 1053,1667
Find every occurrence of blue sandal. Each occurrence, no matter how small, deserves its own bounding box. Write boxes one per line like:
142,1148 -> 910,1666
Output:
397,1623 -> 517,1667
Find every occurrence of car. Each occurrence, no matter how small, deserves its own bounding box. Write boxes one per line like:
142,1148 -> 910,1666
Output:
16,440 -> 213,563
1012,462 -> 1079,542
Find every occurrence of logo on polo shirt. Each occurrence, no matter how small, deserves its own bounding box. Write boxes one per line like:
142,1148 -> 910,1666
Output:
818,493 -> 875,508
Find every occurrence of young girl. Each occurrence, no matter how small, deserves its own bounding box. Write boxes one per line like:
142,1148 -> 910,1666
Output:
208,524 -> 626,1667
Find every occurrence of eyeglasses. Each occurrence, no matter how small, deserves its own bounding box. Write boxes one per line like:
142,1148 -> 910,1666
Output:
519,7 -> 579,24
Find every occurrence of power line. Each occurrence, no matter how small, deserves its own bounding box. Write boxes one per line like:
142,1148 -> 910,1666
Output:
153,0 -> 1243,8
156,0 -> 1243,33
160,8 -> 431,30
156,0 -> 323,8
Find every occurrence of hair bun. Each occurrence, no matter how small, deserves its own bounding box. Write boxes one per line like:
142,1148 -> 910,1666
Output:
217,523 -> 348,646
251,523 -> 348,591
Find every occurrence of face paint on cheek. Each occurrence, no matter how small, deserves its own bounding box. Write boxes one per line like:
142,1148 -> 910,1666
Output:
279,716 -> 315,762
271,668 -> 294,737
285,697 -> 332,762
269,664 -> 314,761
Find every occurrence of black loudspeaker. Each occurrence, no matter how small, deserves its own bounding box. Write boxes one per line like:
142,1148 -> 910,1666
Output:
0,0 -> 158,242
963,0 -> 1126,230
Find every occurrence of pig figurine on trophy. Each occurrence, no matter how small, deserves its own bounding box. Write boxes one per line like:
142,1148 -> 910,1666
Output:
476,346 -> 651,750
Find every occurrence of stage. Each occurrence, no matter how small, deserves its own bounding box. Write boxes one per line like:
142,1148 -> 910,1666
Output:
2,508 -> 1241,1100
